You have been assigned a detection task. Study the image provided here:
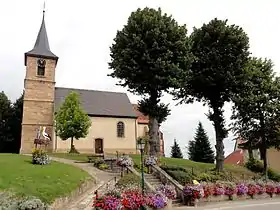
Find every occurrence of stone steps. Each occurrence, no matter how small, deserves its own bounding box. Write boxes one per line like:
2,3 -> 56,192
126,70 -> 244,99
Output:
144,174 -> 162,187
144,172 -> 184,207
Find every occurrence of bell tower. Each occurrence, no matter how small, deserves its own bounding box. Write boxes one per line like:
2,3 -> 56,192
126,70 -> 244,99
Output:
20,10 -> 58,153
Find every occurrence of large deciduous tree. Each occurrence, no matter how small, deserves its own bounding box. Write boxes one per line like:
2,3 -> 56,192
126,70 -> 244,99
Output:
0,91 -> 13,152
174,18 -> 250,171
188,122 -> 215,163
55,91 -> 91,153
109,7 -> 193,156
231,57 -> 280,177
9,93 -> 23,153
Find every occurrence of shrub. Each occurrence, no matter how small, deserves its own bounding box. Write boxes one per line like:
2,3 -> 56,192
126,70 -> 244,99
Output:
155,184 -> 176,199
32,149 -> 50,165
224,182 -> 237,197
98,163 -> 109,170
93,158 -> 105,167
167,170 -> 193,185
93,188 -> 167,209
183,185 -> 204,200
117,155 -> 133,167
160,165 -> 189,173
145,193 -> 168,209
134,163 -> 149,173
195,172 -> 223,182
116,173 -> 140,188
245,159 -> 280,181
144,156 -> 158,166
0,192 -> 49,210
268,168 -> 280,182
245,159 -> 263,173
236,183 -> 248,195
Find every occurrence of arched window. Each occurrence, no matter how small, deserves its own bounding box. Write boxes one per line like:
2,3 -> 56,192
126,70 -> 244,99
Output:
117,121 -> 125,137
37,58 -> 46,76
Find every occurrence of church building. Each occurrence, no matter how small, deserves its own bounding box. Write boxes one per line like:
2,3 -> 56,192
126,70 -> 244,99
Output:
20,11 -> 165,155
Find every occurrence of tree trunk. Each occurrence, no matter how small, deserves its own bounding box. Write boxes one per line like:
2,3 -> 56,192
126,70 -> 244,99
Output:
69,137 -> 76,153
148,116 -> 159,156
248,148 -> 254,160
258,104 -> 268,179
148,91 -> 160,157
71,137 -> 74,148
212,106 -> 225,172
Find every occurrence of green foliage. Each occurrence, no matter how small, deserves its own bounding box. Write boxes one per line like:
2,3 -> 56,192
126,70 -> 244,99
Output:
187,140 -> 195,161
188,122 -> 215,163
0,192 -> 49,210
170,139 -> 183,158
160,165 -> 188,173
32,148 -> 50,165
245,159 -> 280,181
0,92 -> 23,153
109,7 -> 192,95
245,159 -> 264,173
174,18 -> 250,171
134,163 -> 149,173
116,173 -> 140,188
138,99 -> 170,125
130,154 -> 257,182
0,91 -> 13,150
109,7 -> 193,156
55,91 -> 91,153
232,57 -> 280,175
93,158 -> 105,167
98,163 -> 109,170
9,93 -> 23,153
0,154 -> 90,203
167,170 -> 193,185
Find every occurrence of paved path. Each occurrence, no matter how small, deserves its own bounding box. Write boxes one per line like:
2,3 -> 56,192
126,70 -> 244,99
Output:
174,198 -> 280,209
49,157 -> 119,210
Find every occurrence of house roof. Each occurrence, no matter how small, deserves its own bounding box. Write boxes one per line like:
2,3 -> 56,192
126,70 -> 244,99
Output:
25,12 -> 58,65
132,104 -> 149,124
55,87 -> 137,118
224,150 -> 244,165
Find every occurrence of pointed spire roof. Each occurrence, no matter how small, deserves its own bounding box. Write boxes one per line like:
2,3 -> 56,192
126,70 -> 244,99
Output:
25,11 -> 58,65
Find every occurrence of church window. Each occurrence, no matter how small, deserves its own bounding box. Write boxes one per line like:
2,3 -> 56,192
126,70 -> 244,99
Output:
37,58 -> 46,76
117,121 -> 125,137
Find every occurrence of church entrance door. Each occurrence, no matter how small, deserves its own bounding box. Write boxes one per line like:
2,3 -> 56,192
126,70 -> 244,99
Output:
95,138 -> 103,154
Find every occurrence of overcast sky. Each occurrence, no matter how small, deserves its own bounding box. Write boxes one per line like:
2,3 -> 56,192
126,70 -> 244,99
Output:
0,0 -> 279,157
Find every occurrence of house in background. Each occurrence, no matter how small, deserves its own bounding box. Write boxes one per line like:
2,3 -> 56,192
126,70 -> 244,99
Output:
132,104 -> 165,156
224,137 -> 280,172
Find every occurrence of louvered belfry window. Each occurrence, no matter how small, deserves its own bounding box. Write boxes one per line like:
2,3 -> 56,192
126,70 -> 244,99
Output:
117,121 -> 125,137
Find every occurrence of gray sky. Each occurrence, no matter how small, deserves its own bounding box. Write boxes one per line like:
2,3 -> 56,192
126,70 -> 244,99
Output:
0,0 -> 279,157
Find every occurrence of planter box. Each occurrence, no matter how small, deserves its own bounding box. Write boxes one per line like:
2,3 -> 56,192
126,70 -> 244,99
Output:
208,195 -> 227,202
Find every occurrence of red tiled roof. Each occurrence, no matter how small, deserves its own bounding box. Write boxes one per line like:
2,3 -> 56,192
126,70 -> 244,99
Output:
132,104 -> 149,124
224,150 -> 245,165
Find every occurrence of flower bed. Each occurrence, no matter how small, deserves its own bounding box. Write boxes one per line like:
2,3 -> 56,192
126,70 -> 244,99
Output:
183,180 -> 280,206
93,185 -> 174,209
144,156 -> 158,167
32,148 -> 50,165
116,155 -> 133,167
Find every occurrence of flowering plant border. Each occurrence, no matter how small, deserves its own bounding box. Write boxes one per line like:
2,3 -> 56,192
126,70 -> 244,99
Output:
116,155 -> 133,167
144,156 -> 158,167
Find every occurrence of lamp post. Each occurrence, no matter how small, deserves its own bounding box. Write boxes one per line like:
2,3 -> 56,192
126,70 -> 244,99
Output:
137,138 -> 145,195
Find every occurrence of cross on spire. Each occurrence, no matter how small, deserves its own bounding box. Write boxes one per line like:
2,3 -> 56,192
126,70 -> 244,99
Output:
24,1 -> 58,65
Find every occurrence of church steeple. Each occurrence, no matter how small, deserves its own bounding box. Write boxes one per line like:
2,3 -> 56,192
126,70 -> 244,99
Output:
24,9 -> 58,65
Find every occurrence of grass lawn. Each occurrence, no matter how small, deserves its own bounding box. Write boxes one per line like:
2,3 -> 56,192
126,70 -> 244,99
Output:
129,154 -> 256,180
0,154 -> 91,203
49,153 -> 93,162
